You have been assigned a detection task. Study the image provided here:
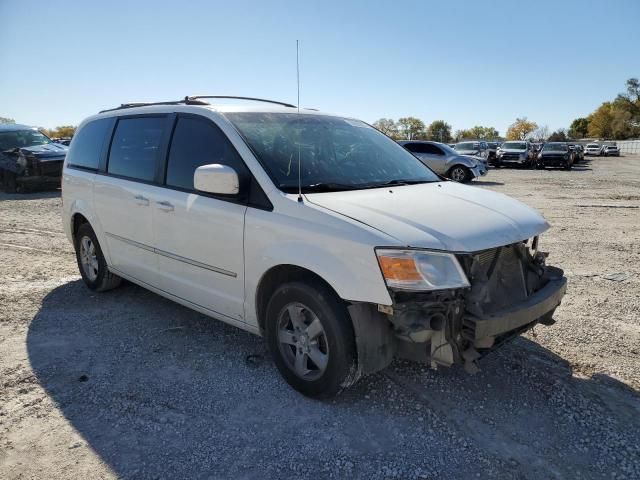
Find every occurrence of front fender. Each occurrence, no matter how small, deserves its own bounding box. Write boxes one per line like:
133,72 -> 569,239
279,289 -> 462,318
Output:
243,208 -> 394,327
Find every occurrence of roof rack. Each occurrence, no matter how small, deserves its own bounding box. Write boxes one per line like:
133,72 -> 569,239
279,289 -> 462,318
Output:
99,95 -> 296,113
187,96 -> 297,108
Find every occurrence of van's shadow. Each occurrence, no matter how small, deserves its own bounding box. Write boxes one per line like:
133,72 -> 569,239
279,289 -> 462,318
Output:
27,280 -> 640,478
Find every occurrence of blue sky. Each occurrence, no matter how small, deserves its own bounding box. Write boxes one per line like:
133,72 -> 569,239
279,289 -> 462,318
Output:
1,0 -> 638,135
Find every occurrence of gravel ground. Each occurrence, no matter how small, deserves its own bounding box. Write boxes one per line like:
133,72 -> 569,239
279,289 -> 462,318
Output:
1,155 -> 639,479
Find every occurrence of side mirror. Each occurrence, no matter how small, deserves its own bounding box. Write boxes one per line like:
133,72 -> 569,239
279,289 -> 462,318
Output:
193,164 -> 239,195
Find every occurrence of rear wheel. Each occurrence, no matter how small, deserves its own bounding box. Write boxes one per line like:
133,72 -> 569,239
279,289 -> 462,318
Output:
265,280 -> 356,398
74,223 -> 122,292
448,165 -> 472,183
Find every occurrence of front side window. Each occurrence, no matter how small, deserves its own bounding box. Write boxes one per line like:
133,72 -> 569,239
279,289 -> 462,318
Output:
0,129 -> 52,151
107,117 -> 165,181
166,116 -> 247,190
66,118 -> 111,170
225,113 -> 439,192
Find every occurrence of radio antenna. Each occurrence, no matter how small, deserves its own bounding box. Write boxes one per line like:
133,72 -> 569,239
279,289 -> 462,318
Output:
296,40 -> 303,203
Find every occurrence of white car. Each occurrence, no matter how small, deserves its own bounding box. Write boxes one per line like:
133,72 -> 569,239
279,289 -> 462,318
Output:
584,143 -> 603,156
62,96 -> 567,397
602,144 -> 620,156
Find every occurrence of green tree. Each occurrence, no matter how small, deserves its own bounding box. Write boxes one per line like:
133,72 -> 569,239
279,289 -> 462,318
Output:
426,120 -> 452,143
372,118 -> 399,138
506,117 -> 538,140
548,129 -> 567,142
397,117 -> 426,140
0,117 -> 15,124
568,118 -> 589,139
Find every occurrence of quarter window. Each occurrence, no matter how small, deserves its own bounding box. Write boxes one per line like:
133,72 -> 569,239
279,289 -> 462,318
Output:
166,116 -> 247,191
66,118 -> 111,170
107,117 -> 165,182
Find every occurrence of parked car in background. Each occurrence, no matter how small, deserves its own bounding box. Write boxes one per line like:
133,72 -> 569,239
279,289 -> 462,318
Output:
399,140 -> 488,183
584,143 -> 604,156
0,124 -> 67,192
536,142 -> 573,170
61,96 -> 566,397
53,137 -> 73,146
487,142 -> 500,163
602,144 -> 620,156
568,144 -> 584,163
453,141 -> 489,160
495,141 -> 535,168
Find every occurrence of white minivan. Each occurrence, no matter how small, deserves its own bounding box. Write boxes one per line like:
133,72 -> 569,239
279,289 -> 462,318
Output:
62,96 -> 567,397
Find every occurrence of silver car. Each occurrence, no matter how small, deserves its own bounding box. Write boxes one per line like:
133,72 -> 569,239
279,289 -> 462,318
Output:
399,140 -> 488,183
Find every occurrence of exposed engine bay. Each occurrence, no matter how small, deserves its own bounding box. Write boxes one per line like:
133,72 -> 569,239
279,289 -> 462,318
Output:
349,238 -> 567,377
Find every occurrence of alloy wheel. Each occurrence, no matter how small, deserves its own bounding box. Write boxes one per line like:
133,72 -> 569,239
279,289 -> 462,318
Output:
79,236 -> 99,282
277,302 -> 329,380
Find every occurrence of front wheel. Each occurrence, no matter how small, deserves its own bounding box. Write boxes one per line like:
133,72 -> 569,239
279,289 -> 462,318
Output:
74,223 -> 122,292
448,165 -> 472,183
1,169 -> 18,193
265,280 -> 357,398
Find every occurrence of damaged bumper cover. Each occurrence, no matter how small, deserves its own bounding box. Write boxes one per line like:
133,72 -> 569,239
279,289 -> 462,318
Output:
349,241 -> 567,377
467,269 -> 566,341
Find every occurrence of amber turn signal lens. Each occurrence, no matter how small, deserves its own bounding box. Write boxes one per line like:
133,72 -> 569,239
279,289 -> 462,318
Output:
378,256 -> 422,281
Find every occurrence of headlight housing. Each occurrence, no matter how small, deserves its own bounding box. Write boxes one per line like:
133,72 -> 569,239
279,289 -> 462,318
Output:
376,249 -> 470,291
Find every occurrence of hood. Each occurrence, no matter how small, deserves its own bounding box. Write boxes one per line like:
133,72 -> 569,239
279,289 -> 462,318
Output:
20,143 -> 68,159
460,154 -> 483,164
306,181 -> 549,252
456,148 -> 479,155
499,148 -> 527,153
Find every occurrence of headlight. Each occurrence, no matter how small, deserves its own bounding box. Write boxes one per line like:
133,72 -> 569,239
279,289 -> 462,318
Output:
376,249 -> 470,291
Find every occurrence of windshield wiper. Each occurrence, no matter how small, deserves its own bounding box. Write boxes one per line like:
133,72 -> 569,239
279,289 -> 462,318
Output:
360,179 -> 435,188
280,182 -> 361,193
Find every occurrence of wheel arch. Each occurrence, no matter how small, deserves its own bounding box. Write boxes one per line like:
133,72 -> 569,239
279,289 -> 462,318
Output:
254,264 -> 343,335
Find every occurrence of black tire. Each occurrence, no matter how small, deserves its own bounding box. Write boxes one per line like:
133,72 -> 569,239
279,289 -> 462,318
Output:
448,165 -> 472,183
74,223 -> 122,292
265,279 -> 357,398
564,162 -> 572,171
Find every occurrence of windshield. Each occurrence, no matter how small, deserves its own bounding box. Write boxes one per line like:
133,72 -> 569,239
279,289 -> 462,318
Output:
501,142 -> 527,150
0,129 -> 52,151
225,113 -> 440,192
586,144 -> 599,148
438,143 -> 458,155
543,143 -> 568,152
454,142 -> 478,150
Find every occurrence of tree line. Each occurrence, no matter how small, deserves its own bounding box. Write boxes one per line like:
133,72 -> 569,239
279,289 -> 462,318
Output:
372,117 -> 500,143
3,78 -> 638,143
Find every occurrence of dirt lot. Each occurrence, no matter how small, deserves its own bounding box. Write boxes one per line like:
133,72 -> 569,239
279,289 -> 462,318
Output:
1,155 -> 639,479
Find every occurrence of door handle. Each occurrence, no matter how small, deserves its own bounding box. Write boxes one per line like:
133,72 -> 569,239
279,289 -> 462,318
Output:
156,200 -> 174,212
134,194 -> 149,206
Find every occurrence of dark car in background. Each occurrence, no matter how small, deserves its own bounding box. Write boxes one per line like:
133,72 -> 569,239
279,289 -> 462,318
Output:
569,144 -> 584,163
0,124 -> 67,192
536,142 -> 573,170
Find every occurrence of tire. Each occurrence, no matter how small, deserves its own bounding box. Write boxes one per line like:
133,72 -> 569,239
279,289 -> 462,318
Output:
448,165 -> 472,183
265,279 -> 357,398
564,162 -> 572,171
74,223 -> 122,292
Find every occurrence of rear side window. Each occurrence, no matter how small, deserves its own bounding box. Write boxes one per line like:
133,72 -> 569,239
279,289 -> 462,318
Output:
107,117 -> 165,182
165,116 -> 247,191
66,118 -> 111,170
